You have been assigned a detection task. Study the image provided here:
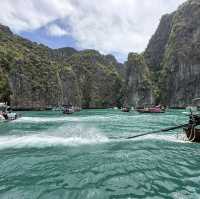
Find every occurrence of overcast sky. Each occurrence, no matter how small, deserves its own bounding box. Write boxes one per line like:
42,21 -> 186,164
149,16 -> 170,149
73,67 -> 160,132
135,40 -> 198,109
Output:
0,0 -> 187,62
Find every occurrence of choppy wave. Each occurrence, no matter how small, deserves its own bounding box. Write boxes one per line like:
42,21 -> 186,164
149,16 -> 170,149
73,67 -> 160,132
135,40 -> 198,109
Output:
112,133 -> 190,144
0,110 -> 198,199
13,115 -> 120,123
12,114 -> 163,123
137,133 -> 190,143
0,127 -> 189,150
0,125 -> 109,150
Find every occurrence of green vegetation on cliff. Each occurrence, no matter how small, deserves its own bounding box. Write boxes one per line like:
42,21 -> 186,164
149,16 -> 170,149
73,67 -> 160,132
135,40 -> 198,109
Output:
0,24 -> 123,109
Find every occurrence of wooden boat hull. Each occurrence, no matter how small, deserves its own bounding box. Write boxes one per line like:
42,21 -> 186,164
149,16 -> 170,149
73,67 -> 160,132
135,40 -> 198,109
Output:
136,109 -> 165,113
184,127 -> 200,142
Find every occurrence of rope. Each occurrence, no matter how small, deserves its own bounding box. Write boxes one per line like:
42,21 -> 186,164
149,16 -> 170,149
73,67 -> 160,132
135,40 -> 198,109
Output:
110,124 -> 188,140
125,124 -> 188,139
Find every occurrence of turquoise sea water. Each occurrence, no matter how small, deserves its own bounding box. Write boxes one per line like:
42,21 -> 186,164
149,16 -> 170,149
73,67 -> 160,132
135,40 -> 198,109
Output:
0,109 -> 200,199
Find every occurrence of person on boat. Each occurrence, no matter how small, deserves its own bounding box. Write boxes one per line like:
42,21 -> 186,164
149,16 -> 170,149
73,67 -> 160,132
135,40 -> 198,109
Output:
2,111 -> 8,120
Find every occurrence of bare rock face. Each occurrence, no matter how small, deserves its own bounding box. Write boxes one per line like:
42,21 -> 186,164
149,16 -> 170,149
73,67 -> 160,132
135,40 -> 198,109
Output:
159,0 -> 200,107
124,53 -> 154,107
140,0 -> 200,108
144,13 -> 175,72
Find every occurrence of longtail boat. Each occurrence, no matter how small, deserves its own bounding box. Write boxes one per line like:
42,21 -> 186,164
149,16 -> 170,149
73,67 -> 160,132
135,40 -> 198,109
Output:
183,127 -> 200,142
183,114 -> 200,142
136,105 -> 165,113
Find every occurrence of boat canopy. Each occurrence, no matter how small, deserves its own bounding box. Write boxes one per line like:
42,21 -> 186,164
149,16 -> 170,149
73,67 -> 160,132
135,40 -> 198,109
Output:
192,98 -> 200,101
192,98 -> 200,106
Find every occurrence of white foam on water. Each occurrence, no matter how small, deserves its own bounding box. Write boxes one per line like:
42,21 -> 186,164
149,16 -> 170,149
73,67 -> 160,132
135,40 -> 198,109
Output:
13,115 -> 120,123
13,114 -> 166,124
13,116 -> 80,123
128,133 -> 190,144
0,125 -> 109,150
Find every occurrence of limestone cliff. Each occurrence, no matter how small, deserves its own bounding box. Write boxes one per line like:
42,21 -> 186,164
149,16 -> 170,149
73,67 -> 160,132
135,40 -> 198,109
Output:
160,0 -> 200,107
134,0 -> 200,108
0,24 -> 123,109
144,13 -> 175,72
124,53 -> 154,107
2,0 -> 200,109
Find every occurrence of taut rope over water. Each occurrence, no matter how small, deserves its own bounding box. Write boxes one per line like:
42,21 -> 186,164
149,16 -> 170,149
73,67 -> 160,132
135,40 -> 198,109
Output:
125,124 -> 188,139
110,124 -> 188,140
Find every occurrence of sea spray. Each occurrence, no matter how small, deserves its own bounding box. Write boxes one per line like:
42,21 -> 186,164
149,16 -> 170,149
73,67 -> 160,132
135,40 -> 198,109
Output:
0,124 -> 109,150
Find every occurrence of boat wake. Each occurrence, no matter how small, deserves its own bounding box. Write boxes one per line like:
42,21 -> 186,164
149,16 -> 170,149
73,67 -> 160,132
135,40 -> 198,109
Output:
14,114 -> 157,124
141,134 -> 189,143
0,125 -> 109,150
1,117 -> 190,150
120,133 -> 190,143
13,116 -> 79,123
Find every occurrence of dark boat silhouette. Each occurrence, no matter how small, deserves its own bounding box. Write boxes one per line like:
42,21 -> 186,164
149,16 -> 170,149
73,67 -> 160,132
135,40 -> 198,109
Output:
183,127 -> 200,142
182,98 -> 200,142
183,113 -> 200,142
63,105 -> 74,114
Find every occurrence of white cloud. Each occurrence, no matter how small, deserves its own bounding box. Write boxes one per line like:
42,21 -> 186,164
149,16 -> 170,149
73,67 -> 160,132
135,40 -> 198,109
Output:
0,0 -> 73,32
67,0 -> 187,55
46,24 -> 69,36
0,0 -> 187,57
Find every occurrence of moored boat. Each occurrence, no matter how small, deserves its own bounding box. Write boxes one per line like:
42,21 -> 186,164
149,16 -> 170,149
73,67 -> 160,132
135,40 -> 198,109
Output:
136,105 -> 165,113
63,105 -> 75,114
121,107 -> 130,112
0,102 -> 20,121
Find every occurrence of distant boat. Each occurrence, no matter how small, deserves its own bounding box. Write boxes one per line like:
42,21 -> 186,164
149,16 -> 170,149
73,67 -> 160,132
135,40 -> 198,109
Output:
136,105 -> 165,113
73,107 -> 82,112
183,98 -> 200,115
0,102 -> 20,121
63,105 -> 75,114
121,107 -> 130,112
